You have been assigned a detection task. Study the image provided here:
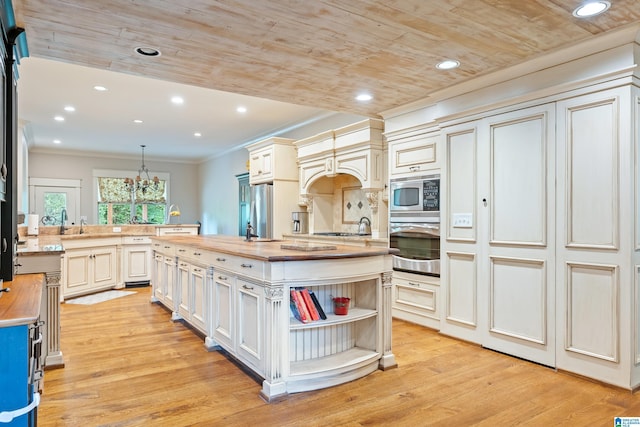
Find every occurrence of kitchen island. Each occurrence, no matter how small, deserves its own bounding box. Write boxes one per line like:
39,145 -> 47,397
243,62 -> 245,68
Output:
150,234 -> 397,401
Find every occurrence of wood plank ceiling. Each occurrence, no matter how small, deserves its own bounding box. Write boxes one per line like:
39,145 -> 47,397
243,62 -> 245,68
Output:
12,0 -> 640,118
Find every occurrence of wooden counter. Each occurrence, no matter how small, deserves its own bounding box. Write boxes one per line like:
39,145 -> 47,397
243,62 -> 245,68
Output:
151,234 -> 396,261
0,273 -> 44,327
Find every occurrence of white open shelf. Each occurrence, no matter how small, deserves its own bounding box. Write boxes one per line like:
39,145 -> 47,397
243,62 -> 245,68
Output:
289,347 -> 380,377
289,307 -> 377,330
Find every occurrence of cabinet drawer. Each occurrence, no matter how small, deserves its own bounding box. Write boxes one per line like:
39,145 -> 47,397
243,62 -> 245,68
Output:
393,280 -> 438,320
123,236 -> 151,245
154,242 -> 176,256
211,253 -> 265,280
175,245 -> 210,265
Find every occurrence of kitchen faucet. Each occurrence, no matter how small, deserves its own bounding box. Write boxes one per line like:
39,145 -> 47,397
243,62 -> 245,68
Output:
245,222 -> 259,242
60,208 -> 69,235
79,217 -> 86,234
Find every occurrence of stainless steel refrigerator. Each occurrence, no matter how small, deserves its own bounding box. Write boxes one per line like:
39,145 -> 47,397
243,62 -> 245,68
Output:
249,183 -> 273,239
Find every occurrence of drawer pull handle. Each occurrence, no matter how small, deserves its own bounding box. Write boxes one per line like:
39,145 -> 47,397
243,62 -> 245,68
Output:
164,246 -> 171,249
216,257 -> 226,262
32,333 -> 43,345
218,276 -> 228,281
242,285 -> 254,290
193,252 -> 201,256
194,268 -> 201,273
179,249 -> 186,252
408,282 -> 421,287
241,263 -> 252,268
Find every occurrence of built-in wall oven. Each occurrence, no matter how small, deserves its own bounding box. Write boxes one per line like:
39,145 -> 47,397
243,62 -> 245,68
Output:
389,174 -> 440,276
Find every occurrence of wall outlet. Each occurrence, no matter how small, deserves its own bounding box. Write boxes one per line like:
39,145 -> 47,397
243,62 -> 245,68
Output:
113,226 -> 122,232
453,213 -> 473,228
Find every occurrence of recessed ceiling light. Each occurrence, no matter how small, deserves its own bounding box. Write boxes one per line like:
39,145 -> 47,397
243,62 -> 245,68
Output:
236,106 -> 247,113
194,132 -> 202,137
135,46 -> 161,57
436,60 -> 460,70
53,139 -> 61,144
64,106 -> 75,112
355,93 -> 373,102
171,96 -> 184,105
573,1 -> 610,17
133,119 -> 143,124
54,115 -> 65,122
94,85 -> 107,91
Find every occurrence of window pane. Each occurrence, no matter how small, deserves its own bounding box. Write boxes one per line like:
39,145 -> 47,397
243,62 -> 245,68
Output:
147,204 -> 166,224
98,203 -> 109,224
43,192 -> 67,225
112,204 -> 131,224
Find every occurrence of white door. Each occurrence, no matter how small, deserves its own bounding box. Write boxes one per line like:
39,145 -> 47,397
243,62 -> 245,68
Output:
29,178 -> 81,226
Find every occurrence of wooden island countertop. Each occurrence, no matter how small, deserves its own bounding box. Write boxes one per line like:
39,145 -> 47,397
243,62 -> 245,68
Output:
0,273 -> 44,328
151,234 -> 396,262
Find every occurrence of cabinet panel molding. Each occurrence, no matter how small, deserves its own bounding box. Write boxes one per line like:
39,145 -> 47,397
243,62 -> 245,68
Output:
564,97 -> 619,250
490,113 -> 547,246
489,256 -> 546,345
565,261 -> 619,362
446,126 -> 477,242
445,251 -> 477,327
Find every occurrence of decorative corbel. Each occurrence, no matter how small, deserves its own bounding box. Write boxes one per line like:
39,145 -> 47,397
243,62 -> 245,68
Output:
299,195 -> 313,213
365,191 -> 379,214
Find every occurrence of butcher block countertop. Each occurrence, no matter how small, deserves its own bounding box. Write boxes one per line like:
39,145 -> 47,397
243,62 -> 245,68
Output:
152,234 -> 397,262
0,273 -> 44,327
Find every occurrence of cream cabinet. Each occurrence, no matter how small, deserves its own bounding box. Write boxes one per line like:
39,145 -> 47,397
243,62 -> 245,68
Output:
176,259 -> 208,334
392,270 -> 440,330
149,235 -> 395,400
296,119 -> 385,194
247,137 -> 297,185
442,103 -> 556,367
387,128 -> 440,177
122,236 -> 152,286
210,254 -> 265,374
61,238 -> 119,299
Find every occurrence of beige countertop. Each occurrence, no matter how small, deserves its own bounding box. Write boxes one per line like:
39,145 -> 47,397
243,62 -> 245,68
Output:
152,234 -> 397,262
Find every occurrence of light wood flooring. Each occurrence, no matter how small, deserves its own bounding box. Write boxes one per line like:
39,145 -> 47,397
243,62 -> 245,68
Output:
39,286 -> 640,426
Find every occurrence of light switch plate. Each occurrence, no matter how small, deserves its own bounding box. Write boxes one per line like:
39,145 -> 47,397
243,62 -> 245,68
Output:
453,213 -> 473,228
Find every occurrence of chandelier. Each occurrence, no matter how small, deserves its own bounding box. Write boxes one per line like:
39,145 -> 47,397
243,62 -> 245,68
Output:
124,144 -> 159,194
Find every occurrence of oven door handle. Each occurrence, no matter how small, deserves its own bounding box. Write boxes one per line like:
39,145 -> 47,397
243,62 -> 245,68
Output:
390,224 -> 440,237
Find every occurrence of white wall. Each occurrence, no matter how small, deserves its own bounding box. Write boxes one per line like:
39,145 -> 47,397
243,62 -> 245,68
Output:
28,151 -> 199,225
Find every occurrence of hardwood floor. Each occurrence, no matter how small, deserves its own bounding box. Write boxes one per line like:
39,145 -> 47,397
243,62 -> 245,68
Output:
39,286 -> 640,426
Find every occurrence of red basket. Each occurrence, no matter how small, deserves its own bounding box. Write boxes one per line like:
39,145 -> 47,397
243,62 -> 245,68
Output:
333,297 -> 350,315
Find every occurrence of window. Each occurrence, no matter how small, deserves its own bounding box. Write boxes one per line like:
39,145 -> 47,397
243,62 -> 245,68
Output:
97,176 -> 167,224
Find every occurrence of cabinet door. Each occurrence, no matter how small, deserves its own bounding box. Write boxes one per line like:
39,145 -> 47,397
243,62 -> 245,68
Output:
389,133 -> 439,176
249,147 -> 273,184
92,246 -> 117,287
177,261 -> 190,319
123,245 -> 151,283
190,264 -> 207,333
152,254 -> 165,303
64,249 -> 91,291
213,271 -> 234,351
164,256 -> 176,310
236,279 -> 263,373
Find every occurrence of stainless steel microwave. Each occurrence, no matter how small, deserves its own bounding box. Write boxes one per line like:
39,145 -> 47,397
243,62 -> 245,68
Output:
389,174 -> 440,221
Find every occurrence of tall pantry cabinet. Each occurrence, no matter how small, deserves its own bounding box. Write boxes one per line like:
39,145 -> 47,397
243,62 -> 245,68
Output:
382,32 -> 640,390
